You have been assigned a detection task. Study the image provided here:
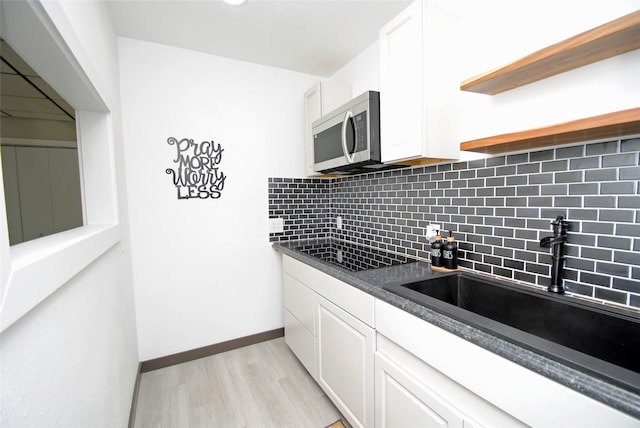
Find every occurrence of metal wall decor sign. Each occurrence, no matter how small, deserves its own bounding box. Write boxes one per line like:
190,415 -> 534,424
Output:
165,137 -> 226,199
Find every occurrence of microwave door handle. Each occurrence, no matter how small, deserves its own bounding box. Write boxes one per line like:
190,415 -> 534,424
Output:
341,110 -> 356,163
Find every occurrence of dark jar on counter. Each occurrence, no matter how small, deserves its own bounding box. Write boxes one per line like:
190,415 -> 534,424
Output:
443,231 -> 458,269
431,232 -> 443,267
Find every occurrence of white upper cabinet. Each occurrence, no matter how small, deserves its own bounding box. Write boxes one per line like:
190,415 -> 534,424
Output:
379,0 -> 460,164
303,82 -> 351,176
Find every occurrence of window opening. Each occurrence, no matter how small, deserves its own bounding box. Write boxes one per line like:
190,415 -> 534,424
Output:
1,38 -> 83,245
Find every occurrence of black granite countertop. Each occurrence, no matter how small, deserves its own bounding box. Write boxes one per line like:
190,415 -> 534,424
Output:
273,240 -> 640,419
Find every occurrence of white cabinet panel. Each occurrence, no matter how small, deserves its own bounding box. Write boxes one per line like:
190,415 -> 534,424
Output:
283,273 -> 315,334
379,1 -> 422,163
284,309 -> 316,379
283,255 -> 316,378
317,295 -> 375,428
375,333 -> 525,428
379,0 -> 459,164
375,351 -> 463,428
283,254 -> 315,290
315,270 -> 375,327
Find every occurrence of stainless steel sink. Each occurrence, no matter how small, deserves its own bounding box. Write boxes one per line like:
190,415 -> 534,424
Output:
383,271 -> 640,394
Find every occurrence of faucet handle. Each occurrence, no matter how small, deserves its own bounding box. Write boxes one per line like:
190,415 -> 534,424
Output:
551,215 -> 568,237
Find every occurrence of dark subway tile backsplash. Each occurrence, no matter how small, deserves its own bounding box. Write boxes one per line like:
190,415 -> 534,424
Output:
269,138 -> 640,310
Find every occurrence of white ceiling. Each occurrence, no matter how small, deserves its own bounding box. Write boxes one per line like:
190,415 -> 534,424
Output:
1,0 -> 412,128
106,0 -> 414,77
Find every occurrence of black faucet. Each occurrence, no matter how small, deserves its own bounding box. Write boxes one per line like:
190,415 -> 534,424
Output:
540,215 -> 568,294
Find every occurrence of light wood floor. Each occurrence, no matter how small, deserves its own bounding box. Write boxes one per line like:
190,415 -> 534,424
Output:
133,337 -> 345,428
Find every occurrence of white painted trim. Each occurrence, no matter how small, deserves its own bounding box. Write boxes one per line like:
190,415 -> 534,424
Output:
0,225 -> 121,332
76,110 -> 119,225
0,1 -> 121,332
1,1 -> 107,113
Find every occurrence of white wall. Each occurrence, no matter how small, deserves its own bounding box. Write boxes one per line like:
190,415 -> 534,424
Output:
118,38 -> 318,360
328,40 -> 381,97
0,1 -> 138,426
1,246 -> 136,426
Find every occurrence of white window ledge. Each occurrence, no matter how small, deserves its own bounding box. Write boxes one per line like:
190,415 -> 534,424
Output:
0,224 -> 121,332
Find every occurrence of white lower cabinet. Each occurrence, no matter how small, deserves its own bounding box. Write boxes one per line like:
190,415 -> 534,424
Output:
283,308 -> 315,378
375,334 -> 523,428
282,255 -> 375,428
375,349 -> 463,428
282,255 -> 639,427
375,298 -> 639,427
375,350 -> 463,428
282,257 -> 316,378
317,295 -> 375,428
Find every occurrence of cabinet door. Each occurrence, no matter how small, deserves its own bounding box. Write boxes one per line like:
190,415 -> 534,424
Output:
379,0 -> 422,164
375,351 -> 463,428
379,0 -> 459,164
317,295 -> 375,428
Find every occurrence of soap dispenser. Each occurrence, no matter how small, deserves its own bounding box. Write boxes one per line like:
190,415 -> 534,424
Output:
443,231 -> 458,270
431,231 -> 443,267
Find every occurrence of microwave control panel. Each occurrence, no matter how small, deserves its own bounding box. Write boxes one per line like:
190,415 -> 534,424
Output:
352,112 -> 367,151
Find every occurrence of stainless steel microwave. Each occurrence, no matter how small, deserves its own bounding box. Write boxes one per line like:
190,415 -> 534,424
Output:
312,91 -> 401,175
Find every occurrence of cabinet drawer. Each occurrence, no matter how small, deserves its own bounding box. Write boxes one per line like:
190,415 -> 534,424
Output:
283,273 -> 315,334
315,270 -> 374,327
283,255 -> 314,288
376,334 -> 525,428
284,310 -> 316,379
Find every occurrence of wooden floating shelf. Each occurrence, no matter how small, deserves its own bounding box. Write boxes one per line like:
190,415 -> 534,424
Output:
460,108 -> 640,154
461,10 -> 640,95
